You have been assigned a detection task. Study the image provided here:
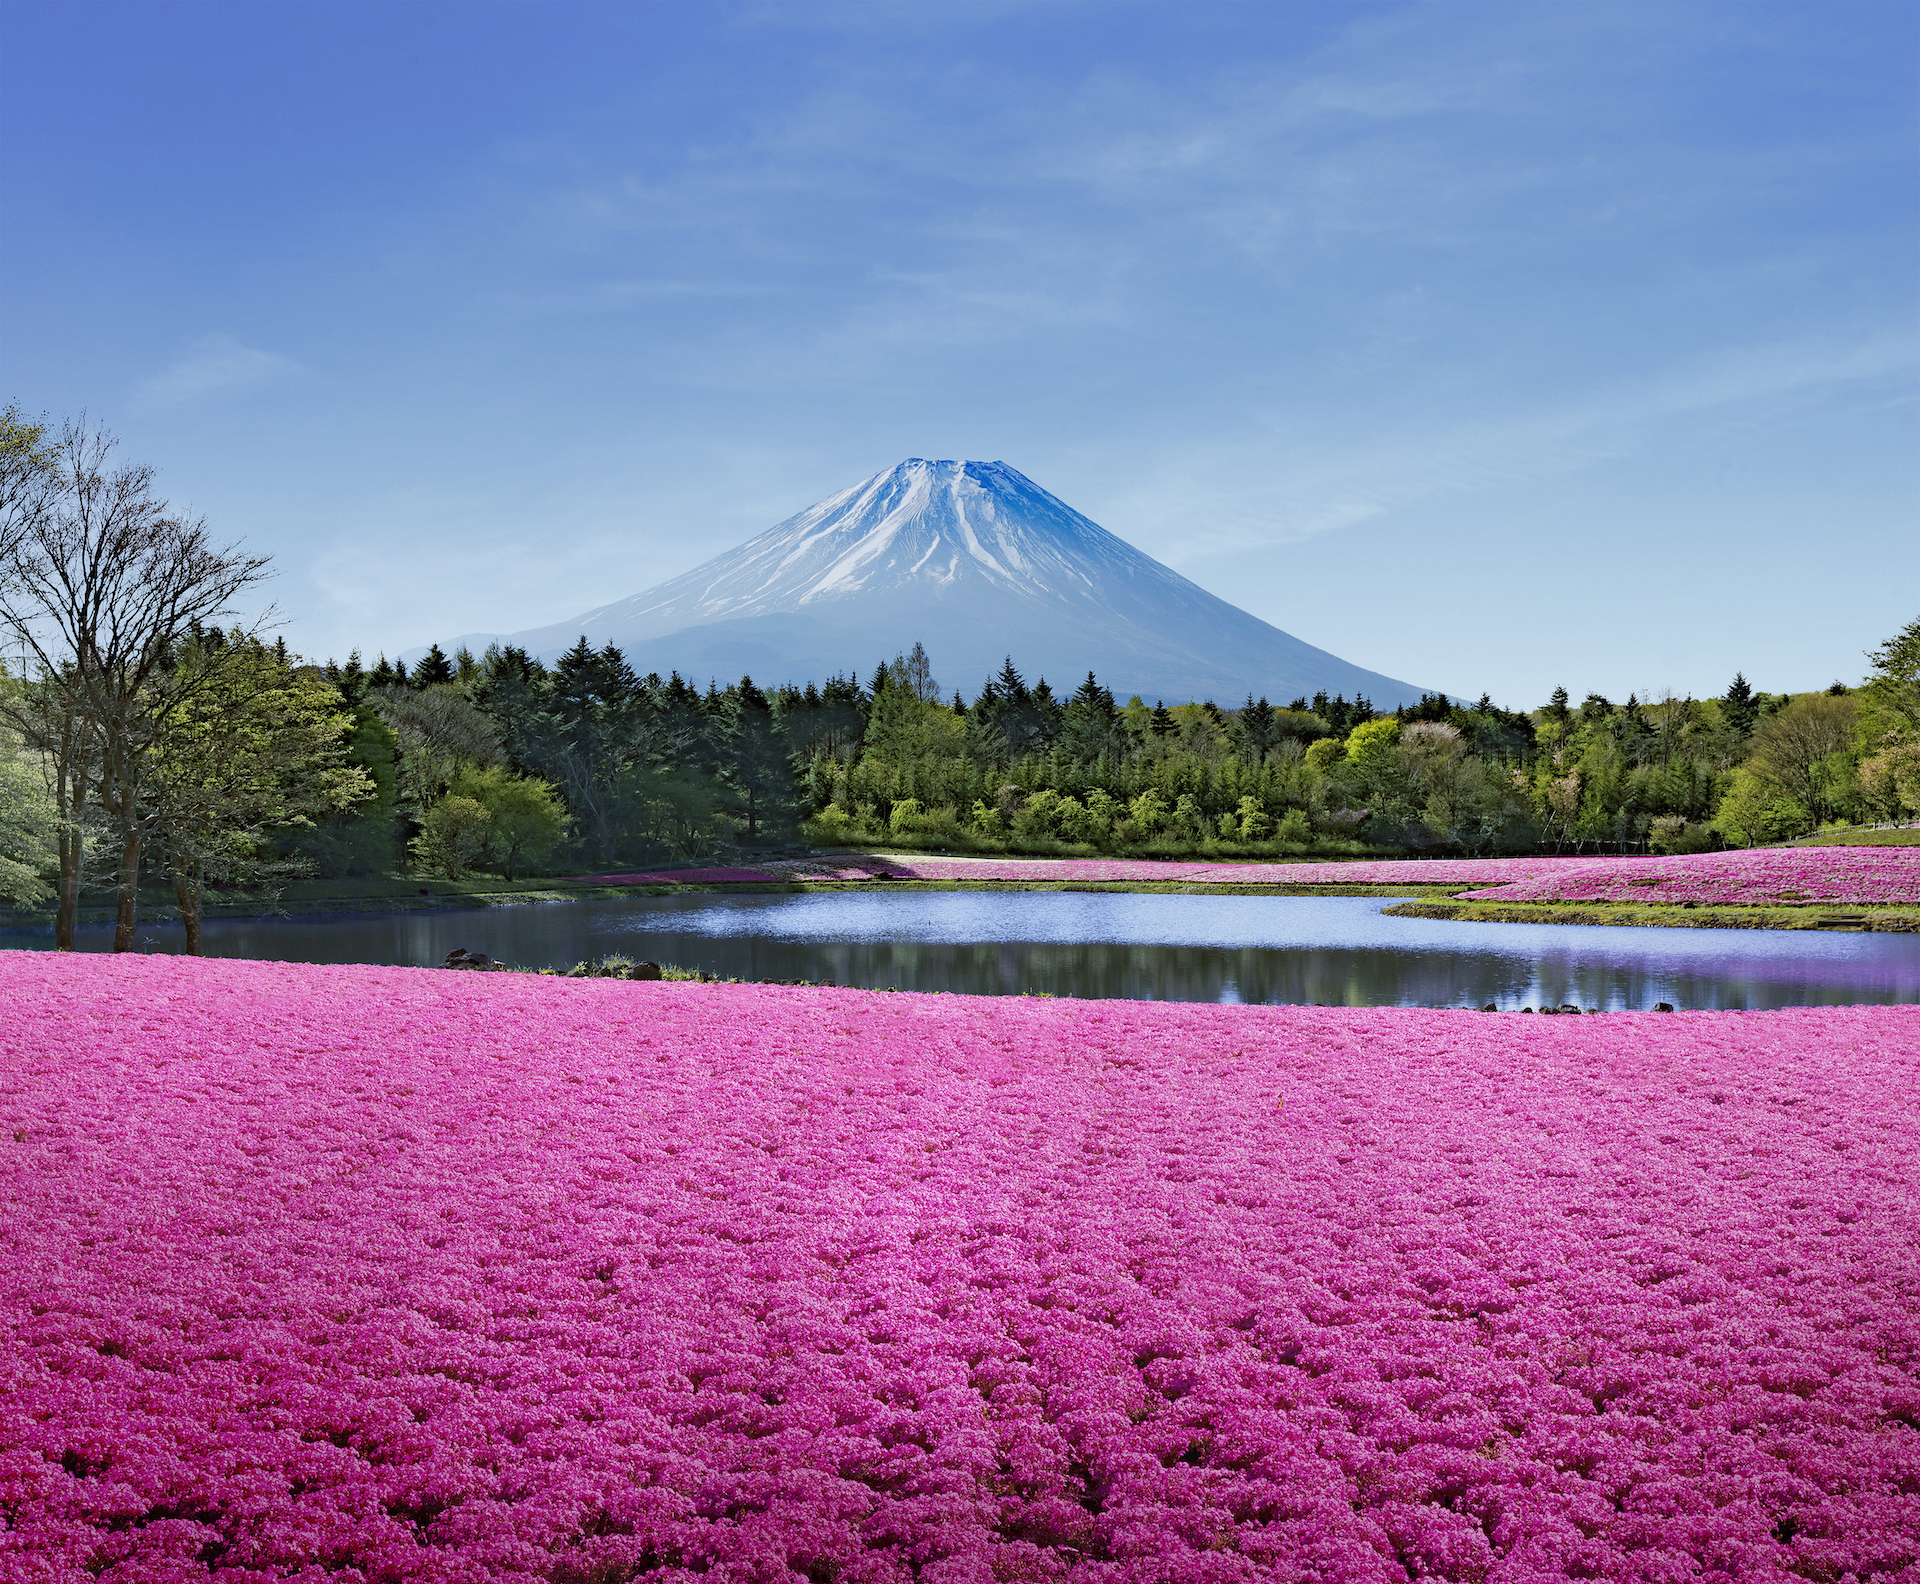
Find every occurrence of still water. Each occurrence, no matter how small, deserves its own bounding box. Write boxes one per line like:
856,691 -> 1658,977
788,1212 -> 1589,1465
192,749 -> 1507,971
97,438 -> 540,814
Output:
21,891 -> 1919,1010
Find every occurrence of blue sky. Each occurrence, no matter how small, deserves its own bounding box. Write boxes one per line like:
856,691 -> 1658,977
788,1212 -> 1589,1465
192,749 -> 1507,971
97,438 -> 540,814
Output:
2,0 -> 1913,706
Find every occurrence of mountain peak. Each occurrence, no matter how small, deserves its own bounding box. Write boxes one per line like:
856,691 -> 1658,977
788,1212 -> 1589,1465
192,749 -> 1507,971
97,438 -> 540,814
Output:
481,461 -> 1430,705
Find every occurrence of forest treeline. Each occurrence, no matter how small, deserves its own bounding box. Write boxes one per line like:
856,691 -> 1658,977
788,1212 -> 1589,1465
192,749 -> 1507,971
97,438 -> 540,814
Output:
295,613 -> 1919,883
4,411 -> 1917,950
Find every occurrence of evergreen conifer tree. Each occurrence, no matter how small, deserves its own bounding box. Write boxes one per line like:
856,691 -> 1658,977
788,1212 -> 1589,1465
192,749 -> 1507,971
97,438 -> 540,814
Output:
725,675 -> 792,844
1237,695 -> 1277,761
412,643 -> 454,688
1723,673 -> 1758,737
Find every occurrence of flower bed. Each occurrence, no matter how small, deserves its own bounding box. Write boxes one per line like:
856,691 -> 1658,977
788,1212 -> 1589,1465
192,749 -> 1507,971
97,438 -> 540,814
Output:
765,854 -> 1623,886
5,953 -> 1917,1579
1458,847 -> 1920,908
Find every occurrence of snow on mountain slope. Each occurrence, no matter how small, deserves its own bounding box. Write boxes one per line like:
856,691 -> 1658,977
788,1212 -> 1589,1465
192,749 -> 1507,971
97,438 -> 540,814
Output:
486,460 -> 1432,705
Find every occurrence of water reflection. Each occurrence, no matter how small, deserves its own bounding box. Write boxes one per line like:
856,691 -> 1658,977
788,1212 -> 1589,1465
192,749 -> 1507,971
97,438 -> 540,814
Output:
20,891 -> 1918,1010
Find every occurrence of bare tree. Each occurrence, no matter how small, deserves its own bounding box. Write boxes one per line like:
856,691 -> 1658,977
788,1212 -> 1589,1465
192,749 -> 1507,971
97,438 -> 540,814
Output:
0,418 -> 271,950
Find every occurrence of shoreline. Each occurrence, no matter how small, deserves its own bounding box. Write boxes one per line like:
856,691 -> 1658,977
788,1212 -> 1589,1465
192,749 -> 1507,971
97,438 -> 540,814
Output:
0,876 -> 1459,935
5,844 -> 1914,935
4,875 -> 1912,935
1385,898 -> 1920,932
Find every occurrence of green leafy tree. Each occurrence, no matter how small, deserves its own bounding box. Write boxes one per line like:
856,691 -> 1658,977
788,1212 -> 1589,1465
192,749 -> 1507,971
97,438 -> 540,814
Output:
375,682 -> 505,813
0,672 -> 57,905
1736,692 -> 1857,833
450,765 -> 567,877
1855,616 -> 1920,815
0,419 -> 272,950
147,630 -> 371,952
411,795 -> 491,878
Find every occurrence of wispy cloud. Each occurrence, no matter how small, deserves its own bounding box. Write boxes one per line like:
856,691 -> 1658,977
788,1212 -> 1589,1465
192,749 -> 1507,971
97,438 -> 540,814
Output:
131,334 -> 305,410
1102,326 -> 1919,563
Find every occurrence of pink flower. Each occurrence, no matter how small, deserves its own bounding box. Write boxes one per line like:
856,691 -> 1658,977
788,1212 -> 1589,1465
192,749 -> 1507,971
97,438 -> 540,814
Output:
1455,848 -> 1920,908
4,951 -> 1915,1578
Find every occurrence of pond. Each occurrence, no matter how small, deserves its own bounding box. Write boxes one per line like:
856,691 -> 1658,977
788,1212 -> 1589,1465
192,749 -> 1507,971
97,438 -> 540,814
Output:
19,891 -> 1920,1009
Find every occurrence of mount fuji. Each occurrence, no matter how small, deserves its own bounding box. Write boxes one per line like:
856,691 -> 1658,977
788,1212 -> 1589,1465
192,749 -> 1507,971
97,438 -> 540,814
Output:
474,460 -> 1428,706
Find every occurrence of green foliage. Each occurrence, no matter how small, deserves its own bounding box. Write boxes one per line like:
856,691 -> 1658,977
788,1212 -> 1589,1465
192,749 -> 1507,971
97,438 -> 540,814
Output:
803,803 -> 856,843
150,631 -> 370,892
296,702 -> 401,877
1234,795 -> 1271,842
1345,717 -> 1402,765
0,405 -> 53,533
1737,693 -> 1857,832
410,643 -> 455,688
1304,737 -> 1344,773
1647,814 -> 1717,855
1855,616 -> 1920,818
411,794 -> 492,878
1128,789 -> 1171,834
1722,673 -> 1758,738
1713,768 -> 1808,848
323,628 -> 1917,861
1273,807 -> 1312,845
449,765 -> 567,878
727,677 -> 794,840
0,692 -> 56,905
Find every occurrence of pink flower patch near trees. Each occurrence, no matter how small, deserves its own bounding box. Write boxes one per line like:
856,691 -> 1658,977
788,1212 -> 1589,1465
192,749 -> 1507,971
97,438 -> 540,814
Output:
3,952 -> 1917,1580
1458,847 -> 1920,908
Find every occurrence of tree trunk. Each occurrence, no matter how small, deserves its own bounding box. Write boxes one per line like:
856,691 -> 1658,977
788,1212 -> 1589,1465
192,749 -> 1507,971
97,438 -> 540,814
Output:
56,826 -> 81,951
173,867 -> 203,955
52,721 -> 84,951
113,828 -> 141,952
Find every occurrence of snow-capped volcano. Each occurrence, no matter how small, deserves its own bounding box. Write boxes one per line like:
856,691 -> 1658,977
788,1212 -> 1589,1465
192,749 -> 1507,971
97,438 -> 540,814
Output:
489,459 -> 1427,705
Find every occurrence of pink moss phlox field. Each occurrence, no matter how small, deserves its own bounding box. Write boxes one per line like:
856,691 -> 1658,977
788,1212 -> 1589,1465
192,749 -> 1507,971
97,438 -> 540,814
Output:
768,855 -> 1626,886
571,866 -> 780,886
1458,847 -> 1920,908
5,955 -> 1918,1582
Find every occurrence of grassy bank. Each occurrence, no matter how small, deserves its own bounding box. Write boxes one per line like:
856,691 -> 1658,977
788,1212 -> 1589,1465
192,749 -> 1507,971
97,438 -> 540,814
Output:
1384,898 -> 1920,932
